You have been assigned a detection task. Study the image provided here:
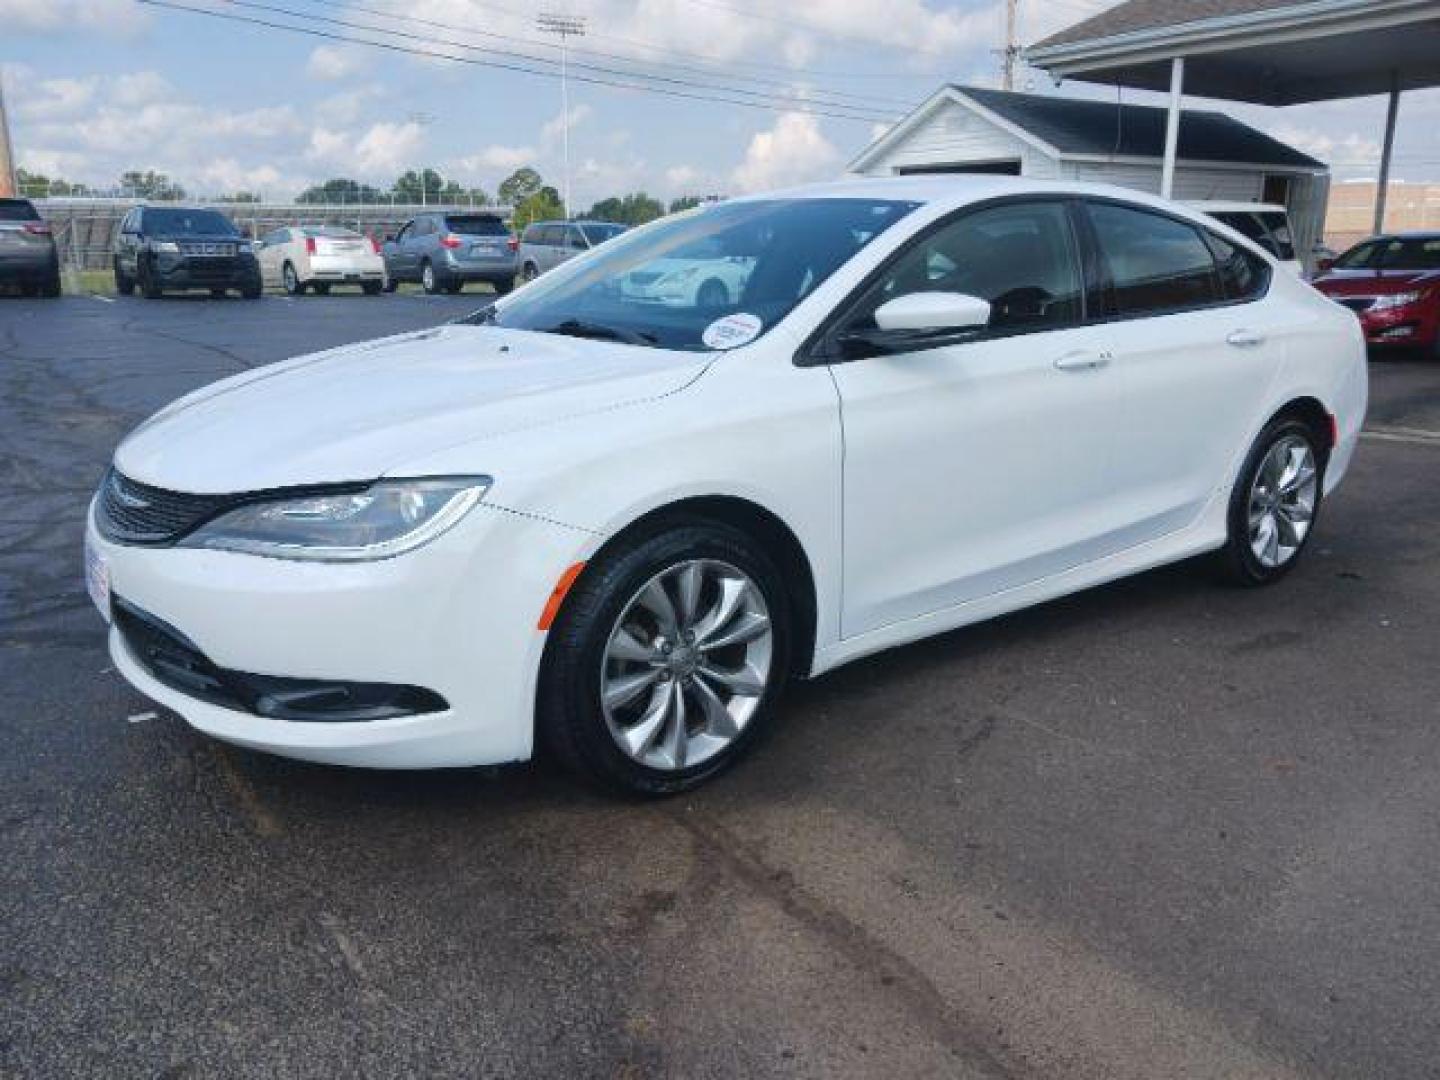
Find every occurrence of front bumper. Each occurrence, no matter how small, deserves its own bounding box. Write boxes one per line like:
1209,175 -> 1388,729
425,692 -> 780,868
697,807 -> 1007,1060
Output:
153,253 -> 261,289
88,499 -> 594,768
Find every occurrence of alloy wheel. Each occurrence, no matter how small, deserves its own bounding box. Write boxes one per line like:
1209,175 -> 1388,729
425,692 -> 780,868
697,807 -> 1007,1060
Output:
600,559 -> 773,772
1248,434 -> 1318,569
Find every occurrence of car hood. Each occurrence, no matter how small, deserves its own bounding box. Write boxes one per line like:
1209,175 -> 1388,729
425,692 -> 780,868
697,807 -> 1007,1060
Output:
1313,268 -> 1440,294
114,325 -> 711,493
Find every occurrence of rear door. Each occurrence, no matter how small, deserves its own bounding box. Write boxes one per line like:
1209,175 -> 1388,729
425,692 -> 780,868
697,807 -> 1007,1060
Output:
1080,200 -> 1288,543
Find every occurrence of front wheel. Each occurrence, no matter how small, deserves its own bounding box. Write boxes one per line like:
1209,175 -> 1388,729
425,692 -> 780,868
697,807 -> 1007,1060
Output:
139,257 -> 162,299
421,261 -> 442,294
539,521 -> 791,795
282,262 -> 305,296
1216,416 -> 1324,586
114,258 -> 134,296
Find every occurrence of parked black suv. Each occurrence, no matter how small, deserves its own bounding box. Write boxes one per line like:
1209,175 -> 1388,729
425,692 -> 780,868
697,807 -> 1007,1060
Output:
0,198 -> 61,297
114,206 -> 262,299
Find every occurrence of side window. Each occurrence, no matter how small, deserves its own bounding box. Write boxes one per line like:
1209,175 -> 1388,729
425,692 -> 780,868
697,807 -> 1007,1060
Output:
566,226 -> 587,250
1206,232 -> 1270,302
1086,203 -> 1221,316
537,224 -> 560,246
849,201 -> 1083,334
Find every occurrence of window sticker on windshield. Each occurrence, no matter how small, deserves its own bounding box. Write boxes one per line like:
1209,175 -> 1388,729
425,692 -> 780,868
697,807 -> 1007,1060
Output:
702,312 -> 763,350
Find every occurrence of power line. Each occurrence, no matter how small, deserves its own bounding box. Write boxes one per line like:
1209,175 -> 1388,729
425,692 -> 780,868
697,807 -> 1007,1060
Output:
288,0 -> 920,107
211,0 -> 904,120
136,0 -> 907,123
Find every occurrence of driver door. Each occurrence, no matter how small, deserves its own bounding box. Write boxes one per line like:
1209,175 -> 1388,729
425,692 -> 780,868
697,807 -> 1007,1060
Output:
826,199 -> 1130,637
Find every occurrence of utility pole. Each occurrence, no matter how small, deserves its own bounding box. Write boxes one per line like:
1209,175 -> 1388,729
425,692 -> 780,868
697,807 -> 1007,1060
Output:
407,112 -> 436,206
537,12 -> 586,219
0,68 -> 17,198
1002,0 -> 1019,91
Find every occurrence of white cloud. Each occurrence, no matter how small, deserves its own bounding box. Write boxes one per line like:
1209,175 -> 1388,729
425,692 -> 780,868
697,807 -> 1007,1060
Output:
0,0 -> 147,34
112,71 -> 171,107
306,45 -> 369,81
15,77 -> 99,121
541,104 -> 593,145
456,145 -> 536,172
731,111 -> 840,193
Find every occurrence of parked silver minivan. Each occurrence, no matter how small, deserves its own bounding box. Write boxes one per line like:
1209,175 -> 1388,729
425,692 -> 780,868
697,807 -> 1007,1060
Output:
516,220 -> 626,283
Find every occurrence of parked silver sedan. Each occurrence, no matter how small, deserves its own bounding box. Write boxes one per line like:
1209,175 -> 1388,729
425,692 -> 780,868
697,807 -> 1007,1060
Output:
257,226 -> 386,295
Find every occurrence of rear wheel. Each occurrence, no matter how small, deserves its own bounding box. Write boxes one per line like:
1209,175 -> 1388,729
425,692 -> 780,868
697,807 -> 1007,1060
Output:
382,275 -> 399,293
421,260 -> 442,294
539,521 -> 791,795
313,282 -> 332,296
40,265 -> 62,297
520,262 -> 539,284
492,276 -> 514,296
362,281 -> 383,296
282,262 -> 304,296
1217,416 -> 1324,586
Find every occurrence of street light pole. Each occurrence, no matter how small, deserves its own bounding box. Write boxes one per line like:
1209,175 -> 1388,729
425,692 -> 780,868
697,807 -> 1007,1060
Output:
408,111 -> 436,206
537,12 -> 586,220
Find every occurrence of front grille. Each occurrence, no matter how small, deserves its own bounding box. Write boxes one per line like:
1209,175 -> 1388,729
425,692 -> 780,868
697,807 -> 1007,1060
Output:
1337,297 -> 1375,313
183,256 -> 240,282
114,597 -> 449,722
178,241 -> 237,257
96,468 -> 232,545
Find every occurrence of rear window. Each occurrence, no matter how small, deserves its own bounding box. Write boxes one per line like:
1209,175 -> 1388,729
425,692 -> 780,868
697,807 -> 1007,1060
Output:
445,215 -> 507,237
579,222 -> 625,245
305,226 -> 361,239
0,199 -> 40,222
143,208 -> 238,236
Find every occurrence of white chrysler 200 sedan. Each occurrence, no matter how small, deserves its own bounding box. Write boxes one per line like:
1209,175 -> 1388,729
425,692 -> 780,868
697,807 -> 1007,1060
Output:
86,178 -> 1367,794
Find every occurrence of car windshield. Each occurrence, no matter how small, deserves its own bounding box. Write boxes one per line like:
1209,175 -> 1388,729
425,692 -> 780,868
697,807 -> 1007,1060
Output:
446,215 -> 508,236
473,198 -> 919,352
0,199 -> 39,222
144,209 -> 238,236
579,222 -> 625,245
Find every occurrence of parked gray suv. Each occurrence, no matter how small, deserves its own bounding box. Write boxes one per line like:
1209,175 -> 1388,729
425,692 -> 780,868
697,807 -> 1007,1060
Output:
0,198 -> 61,297
382,212 -> 516,294
516,220 -> 626,283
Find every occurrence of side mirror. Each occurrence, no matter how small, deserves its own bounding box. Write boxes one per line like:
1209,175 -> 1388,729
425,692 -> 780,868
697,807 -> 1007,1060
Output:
874,292 -> 991,332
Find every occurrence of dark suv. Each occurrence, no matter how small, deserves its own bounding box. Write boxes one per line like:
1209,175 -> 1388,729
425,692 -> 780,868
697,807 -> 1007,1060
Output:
382,211 -> 516,294
0,198 -> 61,297
114,206 -> 262,299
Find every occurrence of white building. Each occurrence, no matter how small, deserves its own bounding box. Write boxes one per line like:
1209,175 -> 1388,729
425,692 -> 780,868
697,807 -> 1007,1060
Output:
850,85 -> 1330,269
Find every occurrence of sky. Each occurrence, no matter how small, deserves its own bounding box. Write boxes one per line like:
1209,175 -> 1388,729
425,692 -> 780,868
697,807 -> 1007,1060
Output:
3,0 -> 1438,209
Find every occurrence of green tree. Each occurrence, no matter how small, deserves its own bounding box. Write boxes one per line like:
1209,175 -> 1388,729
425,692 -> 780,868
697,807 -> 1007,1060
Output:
392,168 -> 446,203
512,186 -> 564,231
216,191 -> 261,203
668,194 -> 706,214
497,166 -> 543,209
296,177 -> 385,204
583,192 -> 664,227
119,170 -> 185,200
15,168 -> 90,197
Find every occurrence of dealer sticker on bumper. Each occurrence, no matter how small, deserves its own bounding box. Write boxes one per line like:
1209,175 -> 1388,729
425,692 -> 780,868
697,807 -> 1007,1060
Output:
84,536 -> 111,623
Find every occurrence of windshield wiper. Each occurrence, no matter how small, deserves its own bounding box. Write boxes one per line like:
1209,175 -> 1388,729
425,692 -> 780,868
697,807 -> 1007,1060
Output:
540,319 -> 658,346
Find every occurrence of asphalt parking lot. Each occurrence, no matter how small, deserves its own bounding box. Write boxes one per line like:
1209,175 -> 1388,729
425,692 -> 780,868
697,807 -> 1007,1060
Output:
3,292 -> 1439,1079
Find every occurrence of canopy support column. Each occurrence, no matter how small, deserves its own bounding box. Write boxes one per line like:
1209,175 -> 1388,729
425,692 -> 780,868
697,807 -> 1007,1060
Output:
1161,56 -> 1185,200
1374,74 -> 1400,235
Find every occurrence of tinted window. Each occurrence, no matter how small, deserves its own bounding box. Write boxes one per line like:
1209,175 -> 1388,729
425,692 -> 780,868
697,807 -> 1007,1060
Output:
1377,237 -> 1440,270
482,198 -> 918,352
0,199 -> 40,222
445,215 -> 507,237
566,226 -> 588,250
1088,203 -> 1220,315
850,201 -> 1083,333
1333,240 -> 1383,269
306,226 -> 361,239
1207,233 -> 1270,302
579,222 -> 625,245
538,224 -> 563,246
141,208 -> 238,236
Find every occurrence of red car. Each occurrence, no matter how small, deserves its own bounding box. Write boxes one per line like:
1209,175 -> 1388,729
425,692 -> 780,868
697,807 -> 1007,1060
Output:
1311,232 -> 1440,358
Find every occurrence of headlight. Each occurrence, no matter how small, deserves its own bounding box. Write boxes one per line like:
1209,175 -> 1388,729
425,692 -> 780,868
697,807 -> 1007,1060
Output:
152,241 -> 180,253
179,477 -> 491,561
1372,291 -> 1421,311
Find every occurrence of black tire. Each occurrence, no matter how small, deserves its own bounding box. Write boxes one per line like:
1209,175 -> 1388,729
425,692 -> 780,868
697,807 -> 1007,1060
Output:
240,279 -> 263,300
282,262 -> 305,296
444,279 -> 464,294
40,266 -> 62,298
382,274 -> 399,293
520,262 -> 539,284
18,281 -> 37,297
492,276 -> 514,296
421,260 -> 442,295
139,257 -> 162,299
696,279 -> 728,308
538,519 -> 792,796
313,282 -> 332,296
1216,415 -> 1325,587
209,287 -> 228,298
114,258 -> 135,296
362,281 -> 383,296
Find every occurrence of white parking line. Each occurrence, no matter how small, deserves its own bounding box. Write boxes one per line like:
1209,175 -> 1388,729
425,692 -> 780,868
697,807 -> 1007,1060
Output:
91,294 -> 115,303
1362,426 -> 1440,447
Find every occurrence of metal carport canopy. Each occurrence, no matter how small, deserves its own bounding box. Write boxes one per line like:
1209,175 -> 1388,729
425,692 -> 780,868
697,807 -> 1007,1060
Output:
1025,0 -> 1440,228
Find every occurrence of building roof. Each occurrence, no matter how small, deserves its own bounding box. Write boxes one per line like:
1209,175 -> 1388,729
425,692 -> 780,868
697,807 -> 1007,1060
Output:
954,86 -> 1324,169
1035,0 -> 1298,50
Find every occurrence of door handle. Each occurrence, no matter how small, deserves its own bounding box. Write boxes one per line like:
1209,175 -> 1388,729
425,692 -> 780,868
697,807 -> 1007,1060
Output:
1226,329 -> 1266,348
1054,349 -> 1112,372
